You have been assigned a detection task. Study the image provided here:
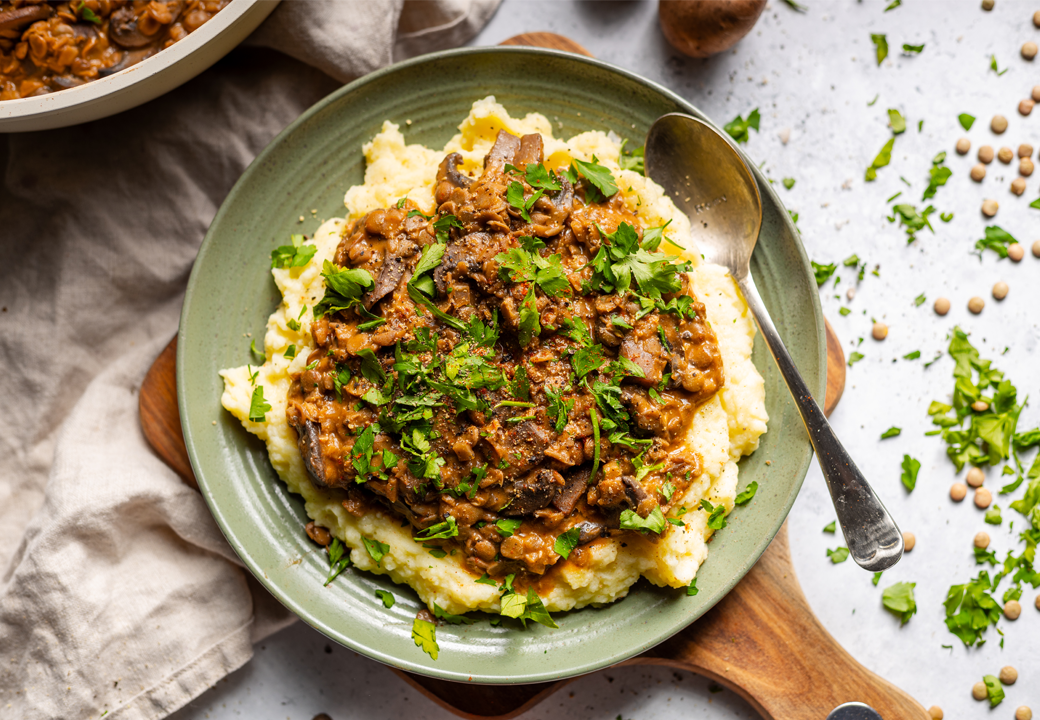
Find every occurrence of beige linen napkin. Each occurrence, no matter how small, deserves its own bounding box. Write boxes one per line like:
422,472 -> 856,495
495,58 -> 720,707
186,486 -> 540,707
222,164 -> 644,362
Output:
0,1 -> 499,718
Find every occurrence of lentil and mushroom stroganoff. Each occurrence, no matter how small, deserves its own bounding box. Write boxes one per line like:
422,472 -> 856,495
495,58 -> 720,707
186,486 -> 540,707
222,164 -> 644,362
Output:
0,0 -> 230,99
220,99 -> 768,621
288,129 -> 725,581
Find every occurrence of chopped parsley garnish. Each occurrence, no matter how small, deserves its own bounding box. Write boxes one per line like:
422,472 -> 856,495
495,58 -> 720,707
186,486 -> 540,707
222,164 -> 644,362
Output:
881,582 -> 917,625
984,505 -> 1002,525
248,385 -> 271,422
974,226 -> 1018,258
922,152 -> 951,200
989,54 -> 1008,76
889,203 -> 935,242
270,233 -> 317,269
475,573 -> 497,586
811,261 -> 837,287
827,546 -> 850,564
903,350 -> 920,360
375,589 -> 395,608
563,156 -> 618,202
686,578 -> 699,596
620,506 -> 667,534
499,584 -> 558,629
887,108 -> 906,134
589,407 -> 601,483
284,344 -> 297,359
546,385 -> 574,433
699,499 -> 727,530
249,338 -> 264,362
412,617 -> 439,659
76,1 -> 102,24
434,603 -> 475,625
618,139 -> 645,174
496,518 -> 522,538
914,293 -> 926,307
872,572 -> 883,586
958,113 -> 975,130
870,33 -> 888,65
944,570 -> 1002,646
362,537 -> 390,565
517,287 -> 541,346
847,352 -> 864,367
901,43 -> 924,54
782,177 -> 795,190
722,108 -> 760,144
734,481 -> 758,506
881,427 -> 901,439
554,527 -> 582,559
315,261 -> 374,317
900,455 -> 920,492
494,237 -> 570,296
324,538 -> 350,586
864,137 -> 894,181
823,521 -> 836,534
416,517 -> 459,541
982,675 -> 1005,707
588,222 -> 689,300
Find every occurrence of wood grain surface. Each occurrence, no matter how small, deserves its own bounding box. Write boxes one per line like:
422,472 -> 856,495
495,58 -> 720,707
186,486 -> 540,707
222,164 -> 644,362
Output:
138,31 -> 924,720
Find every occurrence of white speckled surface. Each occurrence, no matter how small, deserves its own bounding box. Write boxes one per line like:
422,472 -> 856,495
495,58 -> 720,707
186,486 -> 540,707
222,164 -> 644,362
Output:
171,2 -> 1040,718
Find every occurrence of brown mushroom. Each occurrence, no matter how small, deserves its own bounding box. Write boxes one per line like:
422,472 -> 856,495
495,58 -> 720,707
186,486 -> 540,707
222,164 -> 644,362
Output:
0,4 -> 53,36
109,1 -> 185,49
659,0 -> 767,58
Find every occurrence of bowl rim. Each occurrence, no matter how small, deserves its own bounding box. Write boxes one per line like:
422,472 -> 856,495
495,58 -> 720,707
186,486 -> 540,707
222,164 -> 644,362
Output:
179,44 -> 826,684
0,0 -> 272,126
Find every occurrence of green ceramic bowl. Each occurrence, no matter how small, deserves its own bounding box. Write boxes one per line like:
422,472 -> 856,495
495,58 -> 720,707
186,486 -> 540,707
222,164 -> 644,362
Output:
179,47 -> 824,684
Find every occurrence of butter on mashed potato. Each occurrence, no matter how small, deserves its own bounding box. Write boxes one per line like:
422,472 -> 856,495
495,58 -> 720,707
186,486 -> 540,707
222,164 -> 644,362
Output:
220,97 -> 767,616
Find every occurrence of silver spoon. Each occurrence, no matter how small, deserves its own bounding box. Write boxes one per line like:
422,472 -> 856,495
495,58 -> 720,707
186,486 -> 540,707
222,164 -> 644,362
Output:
644,113 -> 903,572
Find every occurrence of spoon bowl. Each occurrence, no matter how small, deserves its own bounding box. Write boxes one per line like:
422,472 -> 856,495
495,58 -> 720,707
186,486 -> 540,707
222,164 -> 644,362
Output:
646,113 -> 904,572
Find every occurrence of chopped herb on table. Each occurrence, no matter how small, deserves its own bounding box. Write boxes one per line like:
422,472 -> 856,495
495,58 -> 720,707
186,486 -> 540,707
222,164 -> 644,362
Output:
982,675 -> 1005,707
887,109 -> 906,134
881,427 -> 901,439
847,352 -> 864,367
900,455 -> 920,492
823,521 -> 836,534
865,138 -> 895,181
901,43 -> 924,54
881,582 -> 917,625
922,152 -> 951,200
375,589 -> 395,608
827,547 -> 850,564
271,233 -> 317,270
975,226 -> 1018,258
248,385 -> 271,423
412,617 -> 439,659
734,481 -> 758,506
989,54 -> 1008,76
958,113 -> 975,131
782,177 -> 796,190
324,538 -> 350,587
870,33 -> 888,65
723,108 -> 760,144
811,261 -> 837,286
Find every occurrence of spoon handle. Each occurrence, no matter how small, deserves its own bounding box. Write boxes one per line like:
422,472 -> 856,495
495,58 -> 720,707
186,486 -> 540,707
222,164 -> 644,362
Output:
736,274 -> 904,572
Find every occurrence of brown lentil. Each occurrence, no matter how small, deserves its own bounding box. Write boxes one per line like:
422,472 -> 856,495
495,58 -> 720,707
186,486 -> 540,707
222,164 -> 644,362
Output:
1034,85 -> 1040,102
928,707 -> 943,720
1020,143 -> 1034,158
1011,178 -> 1027,195
1021,98 -> 1036,116
1034,240 -> 1040,258
1008,243 -> 1025,261
1004,600 -> 1022,620
972,681 -> 988,701
902,531 -> 915,551
982,199 -> 999,216
974,531 -> 990,548
934,297 -> 951,315
981,0 -> 994,8
993,281 -> 1009,300
968,296 -> 985,314
1024,41 -> 1039,60
975,487 -> 992,508
872,322 -> 888,341
991,115 -> 1008,133
1016,707 -> 1033,720
999,665 -> 1018,684
951,482 -> 968,502
999,146 -> 1014,163
978,145 -> 995,163
971,163 -> 987,182
1021,158 -> 1035,176
956,137 -> 971,154
967,466 -> 986,486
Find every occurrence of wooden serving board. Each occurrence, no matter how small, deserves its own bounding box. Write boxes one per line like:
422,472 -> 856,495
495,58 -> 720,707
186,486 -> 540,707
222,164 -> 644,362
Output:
139,33 -> 916,719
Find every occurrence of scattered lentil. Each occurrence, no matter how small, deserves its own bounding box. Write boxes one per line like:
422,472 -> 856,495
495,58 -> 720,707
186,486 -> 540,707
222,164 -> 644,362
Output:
1008,242 -> 1025,261
902,531 -> 915,551
1036,595 -> 1040,610
998,146 -> 1014,163
968,296 -> 985,314
951,482 -> 968,502
1016,707 -> 1033,720
974,531 -> 990,549
999,665 -> 1018,684
967,466 -> 986,488
1033,240 -> 1040,258
1004,600 -> 1022,620
928,707 -> 943,720
978,145 -> 995,163
981,0 -> 994,8
1021,98 -> 1036,116
991,115 -> 1008,133
846,286 -> 856,301
1024,41 -> 1039,60
982,198 -> 999,216
1021,158 -> 1035,176
872,322 -> 888,341
1011,178 -> 1027,195
971,163 -> 987,181
1034,85 -> 1040,102
1035,9 -> 1040,26
934,297 -> 951,315
972,681 -> 988,701
993,281 -> 1009,300
1020,143 -> 1034,158
975,487 -> 992,508
956,137 -> 971,154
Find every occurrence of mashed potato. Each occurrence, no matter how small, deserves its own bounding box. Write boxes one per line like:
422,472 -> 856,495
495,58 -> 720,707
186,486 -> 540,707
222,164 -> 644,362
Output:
220,98 -> 767,615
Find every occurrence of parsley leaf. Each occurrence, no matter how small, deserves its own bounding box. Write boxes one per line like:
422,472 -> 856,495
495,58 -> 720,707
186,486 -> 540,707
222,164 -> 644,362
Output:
811,261 -> 837,286
434,603 -> 475,625
827,546 -> 850,564
975,226 -> 1018,258
517,286 -> 541,346
890,203 -> 935,241
699,499 -> 728,530
412,242 -> 446,279
904,350 -> 921,360
982,675 -> 1005,707
618,140 -> 645,174
362,537 -> 390,565
411,617 -> 438,659
870,33 -> 888,65
723,108 -> 761,144
944,570 -> 1001,646
865,137 -> 895,181
881,581 -> 917,625
902,43 -> 924,54
271,233 -> 317,269
687,578 -> 699,596
872,572 -> 883,586
823,521 -> 836,534
248,385 -> 271,423
958,113 -> 976,130
315,261 -> 374,317
375,589 -> 395,608
734,481 -> 758,506
571,156 -> 618,200
989,54 -> 1008,76
554,527 -> 582,559
620,506 -> 667,534
76,1 -> 102,24
847,351 -> 864,367
881,427 -> 902,439
572,344 -> 608,378
416,517 -> 459,540
782,177 -> 795,190
900,454 -> 921,492
496,518 -> 522,538
324,538 -> 350,586
922,153 -> 952,200
887,108 -> 906,134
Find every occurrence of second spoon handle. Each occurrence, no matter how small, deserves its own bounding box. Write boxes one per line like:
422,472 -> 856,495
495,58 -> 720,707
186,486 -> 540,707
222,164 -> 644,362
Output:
736,274 -> 904,572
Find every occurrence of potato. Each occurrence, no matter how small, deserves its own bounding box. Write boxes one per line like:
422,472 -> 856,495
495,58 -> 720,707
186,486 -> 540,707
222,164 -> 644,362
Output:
659,0 -> 767,58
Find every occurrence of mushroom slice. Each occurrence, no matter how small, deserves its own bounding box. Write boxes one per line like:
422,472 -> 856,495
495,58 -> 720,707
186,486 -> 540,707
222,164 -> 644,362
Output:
515,133 -> 544,167
0,4 -> 53,35
483,130 -> 521,171
436,152 -> 473,189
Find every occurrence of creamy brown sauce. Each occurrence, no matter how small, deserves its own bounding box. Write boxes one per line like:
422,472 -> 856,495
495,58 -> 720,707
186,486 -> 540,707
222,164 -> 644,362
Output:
0,0 -> 230,99
289,130 -> 725,588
